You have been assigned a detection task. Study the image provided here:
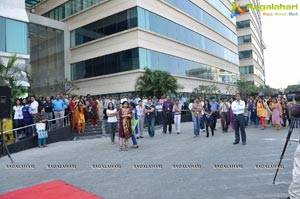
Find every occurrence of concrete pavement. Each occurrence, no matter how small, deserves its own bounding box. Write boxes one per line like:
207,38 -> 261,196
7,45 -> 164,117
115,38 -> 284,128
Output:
0,122 -> 299,199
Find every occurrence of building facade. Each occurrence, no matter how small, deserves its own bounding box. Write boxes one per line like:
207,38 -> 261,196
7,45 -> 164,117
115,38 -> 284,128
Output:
236,0 -> 266,86
0,0 -> 70,95
26,0 -> 240,96
0,0 -> 30,88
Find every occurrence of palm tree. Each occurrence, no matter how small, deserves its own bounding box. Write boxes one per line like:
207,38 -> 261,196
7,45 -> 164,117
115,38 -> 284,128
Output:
135,67 -> 182,97
0,54 -> 31,98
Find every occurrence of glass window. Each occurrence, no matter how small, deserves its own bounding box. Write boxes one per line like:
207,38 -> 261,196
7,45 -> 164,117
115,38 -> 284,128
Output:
0,17 -> 6,52
71,48 -> 139,80
71,7 -> 138,47
206,0 -> 235,23
28,23 -> 64,95
164,0 -> 237,44
43,0 -> 104,20
239,50 -> 252,59
236,20 -> 250,29
238,35 -> 251,45
239,65 -> 254,74
138,7 -> 238,64
72,47 -> 239,84
139,48 -> 239,84
5,18 -> 28,54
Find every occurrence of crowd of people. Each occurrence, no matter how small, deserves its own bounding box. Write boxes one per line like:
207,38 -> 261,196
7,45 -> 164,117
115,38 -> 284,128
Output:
11,92 -> 298,150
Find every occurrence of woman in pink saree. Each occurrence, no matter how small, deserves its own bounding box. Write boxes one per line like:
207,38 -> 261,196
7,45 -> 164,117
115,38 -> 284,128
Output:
270,98 -> 282,130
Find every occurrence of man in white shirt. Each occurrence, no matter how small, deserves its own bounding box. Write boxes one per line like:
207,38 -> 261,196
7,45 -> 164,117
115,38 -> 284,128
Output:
231,93 -> 247,145
121,96 -> 128,104
134,95 -> 141,105
30,96 -> 39,121
219,98 -> 230,133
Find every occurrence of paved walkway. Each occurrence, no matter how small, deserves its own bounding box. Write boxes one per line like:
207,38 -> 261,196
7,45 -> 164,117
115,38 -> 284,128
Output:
0,122 -> 299,199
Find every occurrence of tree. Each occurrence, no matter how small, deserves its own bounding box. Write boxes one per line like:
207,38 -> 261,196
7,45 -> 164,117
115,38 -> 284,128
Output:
56,78 -> 80,94
135,67 -> 183,97
225,85 -> 237,96
0,54 -> 31,98
192,84 -> 220,100
237,79 -> 261,99
285,84 -> 300,93
259,85 -> 279,97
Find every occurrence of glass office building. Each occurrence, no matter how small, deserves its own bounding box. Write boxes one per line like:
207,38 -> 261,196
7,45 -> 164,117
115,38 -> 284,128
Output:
236,0 -> 266,86
29,23 -> 65,95
28,0 -> 240,96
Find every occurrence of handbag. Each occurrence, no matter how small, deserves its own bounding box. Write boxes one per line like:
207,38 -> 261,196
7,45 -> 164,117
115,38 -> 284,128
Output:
131,119 -> 138,131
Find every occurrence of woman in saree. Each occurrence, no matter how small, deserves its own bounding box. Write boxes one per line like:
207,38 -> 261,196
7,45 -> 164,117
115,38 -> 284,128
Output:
119,101 -> 132,151
270,98 -> 282,130
72,102 -> 86,134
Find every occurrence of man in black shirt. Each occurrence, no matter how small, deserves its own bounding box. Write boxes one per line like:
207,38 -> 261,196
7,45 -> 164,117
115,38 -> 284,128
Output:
144,99 -> 155,137
43,96 -> 54,130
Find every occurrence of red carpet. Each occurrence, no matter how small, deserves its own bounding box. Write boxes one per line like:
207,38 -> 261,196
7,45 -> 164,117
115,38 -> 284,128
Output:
0,180 -> 105,199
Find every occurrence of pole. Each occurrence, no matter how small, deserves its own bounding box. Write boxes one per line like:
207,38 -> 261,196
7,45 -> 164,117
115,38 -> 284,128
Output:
273,118 -> 296,184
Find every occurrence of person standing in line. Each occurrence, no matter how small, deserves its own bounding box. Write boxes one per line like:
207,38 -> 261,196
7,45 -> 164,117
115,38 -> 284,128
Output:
229,97 -> 235,131
244,100 -> 249,127
96,96 -> 104,132
219,98 -> 230,133
197,97 -> 205,132
209,97 -> 219,131
281,97 -> 288,127
22,98 -> 34,137
134,95 -> 141,105
172,99 -> 182,134
152,95 -> 158,106
181,95 -> 187,110
136,100 -> 145,139
106,102 -> 118,144
114,96 -> 121,110
247,97 -> 254,125
162,96 -> 173,134
257,97 -> 267,130
13,99 -> 24,137
30,96 -> 39,124
250,99 -> 259,127
129,102 -> 139,148
96,96 -> 104,122
36,107 -> 48,148
89,97 -> 98,127
52,94 -> 65,127
203,99 -> 214,137
192,98 -> 203,138
62,94 -> 70,126
270,98 -> 282,130
232,93 -> 247,145
43,97 -> 54,131
188,99 -> 194,112
144,99 -> 155,138
142,96 -> 148,107
119,101 -> 132,151
73,103 -> 86,134
155,101 -> 164,126
103,96 -> 109,120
